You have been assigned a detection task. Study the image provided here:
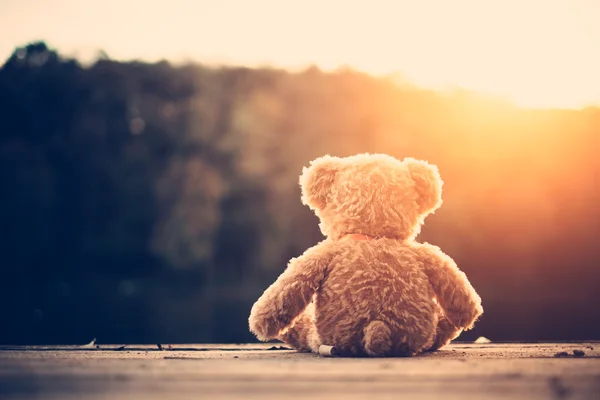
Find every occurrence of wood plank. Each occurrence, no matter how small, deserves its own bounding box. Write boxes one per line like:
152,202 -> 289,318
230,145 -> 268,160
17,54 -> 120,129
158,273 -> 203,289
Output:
1,343 -> 599,399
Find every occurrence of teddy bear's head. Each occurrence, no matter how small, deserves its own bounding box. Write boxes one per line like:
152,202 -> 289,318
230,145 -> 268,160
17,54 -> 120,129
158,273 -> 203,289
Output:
299,153 -> 443,240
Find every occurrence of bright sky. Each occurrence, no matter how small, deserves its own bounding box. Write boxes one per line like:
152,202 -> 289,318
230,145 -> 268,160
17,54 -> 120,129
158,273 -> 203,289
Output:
1,0 -> 599,109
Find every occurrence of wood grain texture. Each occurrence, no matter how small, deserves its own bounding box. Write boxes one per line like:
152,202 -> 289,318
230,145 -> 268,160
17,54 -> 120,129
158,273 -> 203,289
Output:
1,343 -> 599,399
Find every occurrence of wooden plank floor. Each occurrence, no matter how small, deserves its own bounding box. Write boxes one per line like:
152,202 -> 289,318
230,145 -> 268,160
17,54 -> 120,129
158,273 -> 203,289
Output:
1,343 -> 599,400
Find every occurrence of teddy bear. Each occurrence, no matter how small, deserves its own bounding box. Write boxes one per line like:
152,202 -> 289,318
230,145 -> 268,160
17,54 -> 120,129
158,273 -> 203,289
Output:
248,153 -> 483,357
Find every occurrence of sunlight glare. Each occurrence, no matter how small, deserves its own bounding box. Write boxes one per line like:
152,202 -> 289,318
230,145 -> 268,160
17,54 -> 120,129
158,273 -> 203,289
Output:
0,0 -> 598,109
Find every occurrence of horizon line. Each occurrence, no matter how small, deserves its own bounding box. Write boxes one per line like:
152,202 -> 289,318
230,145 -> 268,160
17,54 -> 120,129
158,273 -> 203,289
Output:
4,40 -> 600,113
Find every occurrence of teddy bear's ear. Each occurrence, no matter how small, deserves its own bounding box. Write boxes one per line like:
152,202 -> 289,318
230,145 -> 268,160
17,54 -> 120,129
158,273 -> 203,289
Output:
404,158 -> 443,214
299,154 -> 341,210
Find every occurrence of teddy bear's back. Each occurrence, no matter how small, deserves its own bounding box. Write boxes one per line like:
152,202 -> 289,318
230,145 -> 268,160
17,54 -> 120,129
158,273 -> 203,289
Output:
313,239 -> 439,355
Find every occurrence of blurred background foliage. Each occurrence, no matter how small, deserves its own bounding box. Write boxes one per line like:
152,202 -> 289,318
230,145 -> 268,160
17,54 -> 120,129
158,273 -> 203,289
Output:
1,42 -> 598,345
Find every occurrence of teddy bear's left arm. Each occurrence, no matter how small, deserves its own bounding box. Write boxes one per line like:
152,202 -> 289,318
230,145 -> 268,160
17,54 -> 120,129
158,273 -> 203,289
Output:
248,242 -> 333,341
416,243 -> 483,331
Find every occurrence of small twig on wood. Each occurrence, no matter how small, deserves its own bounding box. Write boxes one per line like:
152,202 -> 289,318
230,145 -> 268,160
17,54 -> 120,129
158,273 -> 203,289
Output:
163,356 -> 202,360
82,338 -> 97,348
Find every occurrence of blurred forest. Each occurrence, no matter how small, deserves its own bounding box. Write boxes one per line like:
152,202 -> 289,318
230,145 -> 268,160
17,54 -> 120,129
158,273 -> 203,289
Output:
1,42 -> 599,345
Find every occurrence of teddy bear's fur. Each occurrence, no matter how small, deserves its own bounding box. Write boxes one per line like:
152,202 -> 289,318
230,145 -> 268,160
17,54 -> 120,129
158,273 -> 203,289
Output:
248,153 -> 483,357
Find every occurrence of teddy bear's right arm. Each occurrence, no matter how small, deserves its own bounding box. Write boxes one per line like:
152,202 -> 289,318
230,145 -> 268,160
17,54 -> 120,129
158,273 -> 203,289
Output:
248,242 -> 332,341
416,243 -> 483,331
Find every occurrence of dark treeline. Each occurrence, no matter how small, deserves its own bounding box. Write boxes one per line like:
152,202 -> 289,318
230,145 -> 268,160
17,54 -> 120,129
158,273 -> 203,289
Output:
1,42 -> 599,345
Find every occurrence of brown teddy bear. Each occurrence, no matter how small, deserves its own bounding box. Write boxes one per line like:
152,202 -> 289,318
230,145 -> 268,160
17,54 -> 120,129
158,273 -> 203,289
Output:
248,153 -> 483,356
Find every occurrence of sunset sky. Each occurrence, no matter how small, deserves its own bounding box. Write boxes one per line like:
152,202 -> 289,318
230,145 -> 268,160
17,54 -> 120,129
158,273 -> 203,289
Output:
1,0 -> 599,109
